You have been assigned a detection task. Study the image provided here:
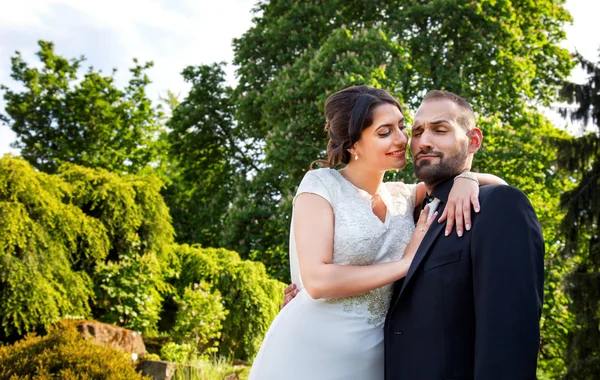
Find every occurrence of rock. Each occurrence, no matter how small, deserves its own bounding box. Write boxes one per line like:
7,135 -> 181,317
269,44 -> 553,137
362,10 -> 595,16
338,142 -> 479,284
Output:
232,358 -> 249,366
137,360 -> 177,380
71,320 -> 146,359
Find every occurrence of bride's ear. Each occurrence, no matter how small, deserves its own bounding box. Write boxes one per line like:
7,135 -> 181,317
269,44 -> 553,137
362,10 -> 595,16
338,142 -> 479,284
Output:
347,145 -> 359,160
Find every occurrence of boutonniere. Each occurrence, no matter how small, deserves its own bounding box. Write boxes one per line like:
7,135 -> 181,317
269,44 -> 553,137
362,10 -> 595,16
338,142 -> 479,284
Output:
427,198 -> 441,219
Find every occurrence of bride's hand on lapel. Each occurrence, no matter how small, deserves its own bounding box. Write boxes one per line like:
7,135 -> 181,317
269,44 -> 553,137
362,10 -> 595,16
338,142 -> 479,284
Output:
402,205 -> 438,263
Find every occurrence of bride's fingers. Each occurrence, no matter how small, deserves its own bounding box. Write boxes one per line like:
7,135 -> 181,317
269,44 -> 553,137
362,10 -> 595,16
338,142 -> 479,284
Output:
463,199 -> 472,232
471,194 -> 481,213
424,211 -> 438,228
427,210 -> 439,223
444,204 -> 455,236
454,202 -> 464,237
438,207 -> 448,223
283,283 -> 296,297
416,210 -> 438,235
417,205 -> 430,224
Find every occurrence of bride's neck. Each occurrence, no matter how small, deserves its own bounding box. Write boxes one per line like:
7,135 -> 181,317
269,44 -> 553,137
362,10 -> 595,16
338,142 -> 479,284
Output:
339,163 -> 385,195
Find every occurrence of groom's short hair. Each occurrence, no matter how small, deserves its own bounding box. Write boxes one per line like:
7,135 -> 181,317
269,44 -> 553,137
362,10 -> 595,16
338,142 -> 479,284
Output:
422,90 -> 476,132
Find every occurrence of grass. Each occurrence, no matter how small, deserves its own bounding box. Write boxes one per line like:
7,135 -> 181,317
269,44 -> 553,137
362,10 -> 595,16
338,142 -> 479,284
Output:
170,357 -> 250,380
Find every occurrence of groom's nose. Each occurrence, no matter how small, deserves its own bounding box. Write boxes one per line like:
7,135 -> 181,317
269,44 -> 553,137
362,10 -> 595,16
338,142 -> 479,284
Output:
417,130 -> 434,151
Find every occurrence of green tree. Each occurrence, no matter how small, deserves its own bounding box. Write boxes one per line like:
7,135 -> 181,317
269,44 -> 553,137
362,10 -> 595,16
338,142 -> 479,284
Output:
164,64 -> 248,247
60,164 -> 176,333
224,26 -> 411,277
0,40 -> 166,174
0,155 -> 176,337
0,155 -> 109,339
232,0 -> 572,139
558,51 -> 600,380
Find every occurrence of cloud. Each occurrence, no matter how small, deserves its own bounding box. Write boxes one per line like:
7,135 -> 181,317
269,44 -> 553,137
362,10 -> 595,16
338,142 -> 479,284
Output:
1,0 -> 599,155
0,0 -> 256,155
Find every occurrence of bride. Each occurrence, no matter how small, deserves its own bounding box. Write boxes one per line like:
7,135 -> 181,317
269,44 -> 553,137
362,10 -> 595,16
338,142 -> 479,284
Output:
249,86 -> 505,379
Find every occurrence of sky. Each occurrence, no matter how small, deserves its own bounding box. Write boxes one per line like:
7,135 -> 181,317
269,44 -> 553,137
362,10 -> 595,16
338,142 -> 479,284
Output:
1,0 -> 599,156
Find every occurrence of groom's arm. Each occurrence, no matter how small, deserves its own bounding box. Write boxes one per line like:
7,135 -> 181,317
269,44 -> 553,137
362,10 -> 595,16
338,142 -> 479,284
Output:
471,185 -> 544,379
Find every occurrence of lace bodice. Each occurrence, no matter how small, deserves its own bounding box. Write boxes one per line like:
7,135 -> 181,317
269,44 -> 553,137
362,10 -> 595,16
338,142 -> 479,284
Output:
289,168 -> 417,325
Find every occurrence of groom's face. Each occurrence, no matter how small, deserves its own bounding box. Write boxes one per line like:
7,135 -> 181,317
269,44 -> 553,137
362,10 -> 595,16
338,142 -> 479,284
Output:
410,99 -> 471,185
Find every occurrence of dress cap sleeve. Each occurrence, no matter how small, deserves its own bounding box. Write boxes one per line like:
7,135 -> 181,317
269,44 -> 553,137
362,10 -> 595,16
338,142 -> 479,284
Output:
294,169 -> 334,206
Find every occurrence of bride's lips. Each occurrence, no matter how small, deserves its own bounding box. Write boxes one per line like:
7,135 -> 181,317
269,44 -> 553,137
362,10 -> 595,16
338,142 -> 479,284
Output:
385,149 -> 406,157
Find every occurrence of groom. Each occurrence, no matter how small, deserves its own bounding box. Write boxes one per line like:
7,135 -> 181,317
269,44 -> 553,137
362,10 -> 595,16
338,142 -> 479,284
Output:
383,90 -> 544,379
283,90 -> 545,379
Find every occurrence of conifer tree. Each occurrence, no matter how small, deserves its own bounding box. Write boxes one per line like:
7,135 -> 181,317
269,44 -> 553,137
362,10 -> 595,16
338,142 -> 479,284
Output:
558,51 -> 600,380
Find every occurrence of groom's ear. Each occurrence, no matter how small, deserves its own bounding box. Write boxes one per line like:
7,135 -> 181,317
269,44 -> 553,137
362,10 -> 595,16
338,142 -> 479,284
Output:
467,128 -> 483,153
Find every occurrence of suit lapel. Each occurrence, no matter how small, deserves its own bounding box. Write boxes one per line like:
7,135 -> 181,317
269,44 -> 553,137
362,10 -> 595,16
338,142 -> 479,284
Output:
390,209 -> 446,312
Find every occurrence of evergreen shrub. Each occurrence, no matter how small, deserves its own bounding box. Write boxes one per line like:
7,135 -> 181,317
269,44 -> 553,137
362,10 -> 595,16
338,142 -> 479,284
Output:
171,282 -> 228,355
174,245 -> 285,360
0,321 -> 147,379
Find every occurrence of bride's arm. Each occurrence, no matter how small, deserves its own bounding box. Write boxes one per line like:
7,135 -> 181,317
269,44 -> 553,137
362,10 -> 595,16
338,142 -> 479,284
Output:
294,193 -> 436,300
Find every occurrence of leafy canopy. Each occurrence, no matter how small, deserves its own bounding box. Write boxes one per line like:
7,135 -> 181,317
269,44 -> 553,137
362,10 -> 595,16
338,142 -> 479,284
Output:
0,40 -> 167,174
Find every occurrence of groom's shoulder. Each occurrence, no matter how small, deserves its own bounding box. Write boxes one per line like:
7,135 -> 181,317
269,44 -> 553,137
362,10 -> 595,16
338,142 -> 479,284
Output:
479,184 -> 530,203
478,185 -> 535,217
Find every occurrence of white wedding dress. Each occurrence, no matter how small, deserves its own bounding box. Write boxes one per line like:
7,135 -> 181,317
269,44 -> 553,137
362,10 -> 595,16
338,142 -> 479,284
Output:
249,168 -> 416,380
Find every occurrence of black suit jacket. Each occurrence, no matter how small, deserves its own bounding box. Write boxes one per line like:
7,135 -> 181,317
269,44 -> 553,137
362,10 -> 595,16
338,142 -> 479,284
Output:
384,178 -> 544,380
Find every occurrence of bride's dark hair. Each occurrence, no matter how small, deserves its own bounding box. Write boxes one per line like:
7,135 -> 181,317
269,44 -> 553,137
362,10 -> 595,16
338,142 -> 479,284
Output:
312,86 -> 403,168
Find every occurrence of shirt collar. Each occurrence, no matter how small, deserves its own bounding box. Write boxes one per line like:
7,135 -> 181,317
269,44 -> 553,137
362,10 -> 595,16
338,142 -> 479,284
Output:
429,177 -> 455,204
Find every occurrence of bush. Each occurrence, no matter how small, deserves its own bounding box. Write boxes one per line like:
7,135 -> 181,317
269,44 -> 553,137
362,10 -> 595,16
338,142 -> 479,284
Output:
174,245 -> 285,360
172,283 -> 228,355
0,156 -> 108,338
0,156 -> 176,338
160,341 -> 197,364
61,163 -> 176,334
0,322 -> 147,379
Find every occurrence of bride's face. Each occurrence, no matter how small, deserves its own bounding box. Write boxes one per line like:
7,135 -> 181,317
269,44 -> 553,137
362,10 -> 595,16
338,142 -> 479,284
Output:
351,103 -> 408,172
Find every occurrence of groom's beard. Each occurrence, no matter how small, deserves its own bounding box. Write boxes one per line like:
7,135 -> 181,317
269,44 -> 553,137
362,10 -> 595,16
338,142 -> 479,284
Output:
413,144 -> 468,185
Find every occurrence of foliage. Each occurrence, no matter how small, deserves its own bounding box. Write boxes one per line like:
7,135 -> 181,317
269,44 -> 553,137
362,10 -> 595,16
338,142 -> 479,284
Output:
0,155 -> 108,338
160,342 -> 197,364
171,283 -> 228,356
173,245 -> 285,360
0,155 -> 175,338
558,51 -> 600,379
145,353 -> 161,361
233,0 -> 572,137
0,40 -> 167,175
171,357 -> 250,380
0,321 -> 147,380
59,163 -> 176,334
95,253 -> 166,333
165,63 -> 244,247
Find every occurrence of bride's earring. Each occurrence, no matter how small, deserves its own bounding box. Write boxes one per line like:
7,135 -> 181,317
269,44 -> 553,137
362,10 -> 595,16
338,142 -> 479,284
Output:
354,153 -> 359,160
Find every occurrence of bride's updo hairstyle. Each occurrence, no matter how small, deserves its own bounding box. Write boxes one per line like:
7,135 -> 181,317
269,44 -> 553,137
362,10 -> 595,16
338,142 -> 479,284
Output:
314,85 -> 402,168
